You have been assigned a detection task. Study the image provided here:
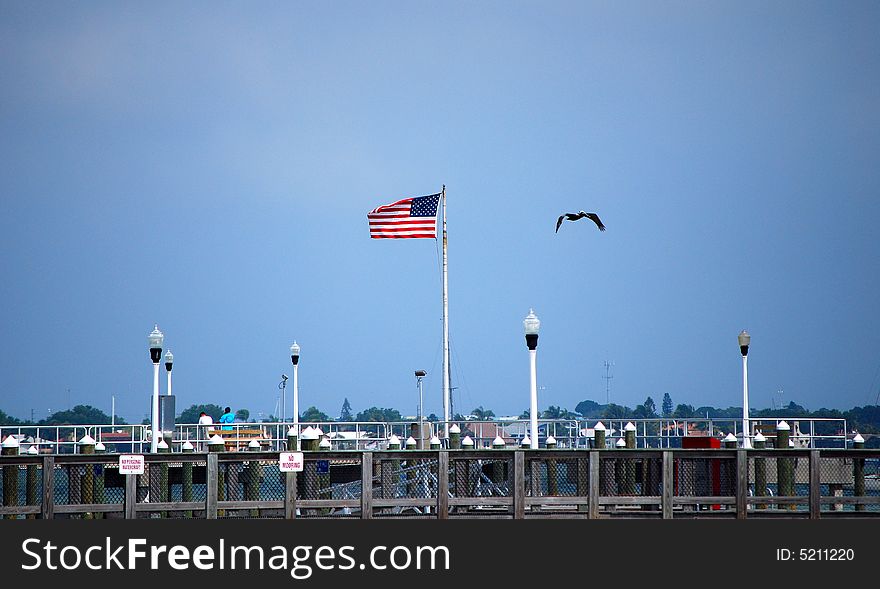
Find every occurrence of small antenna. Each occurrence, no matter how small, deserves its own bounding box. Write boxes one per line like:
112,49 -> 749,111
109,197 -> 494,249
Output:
773,388 -> 784,410
603,360 -> 615,405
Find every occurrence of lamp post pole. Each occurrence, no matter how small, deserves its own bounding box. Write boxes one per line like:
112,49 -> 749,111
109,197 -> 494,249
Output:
739,330 -> 751,448
278,376 -> 287,425
165,350 -> 173,397
524,309 -> 540,450
148,325 -> 164,453
290,341 -> 300,435
415,370 -> 427,448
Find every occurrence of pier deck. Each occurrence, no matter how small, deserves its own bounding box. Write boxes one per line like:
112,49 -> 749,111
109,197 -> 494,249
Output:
1,448 -> 878,520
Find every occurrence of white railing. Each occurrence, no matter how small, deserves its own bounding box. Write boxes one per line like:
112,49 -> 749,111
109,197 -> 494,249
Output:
0,416 -> 850,453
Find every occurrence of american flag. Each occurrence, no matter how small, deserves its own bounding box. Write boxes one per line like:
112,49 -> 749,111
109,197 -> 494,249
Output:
367,193 -> 440,239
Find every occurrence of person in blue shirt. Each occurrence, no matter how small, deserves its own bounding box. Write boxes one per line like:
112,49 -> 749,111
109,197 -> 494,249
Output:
219,407 -> 235,431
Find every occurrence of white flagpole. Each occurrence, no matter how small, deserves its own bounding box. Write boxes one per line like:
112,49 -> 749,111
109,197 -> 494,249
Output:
441,185 -> 451,437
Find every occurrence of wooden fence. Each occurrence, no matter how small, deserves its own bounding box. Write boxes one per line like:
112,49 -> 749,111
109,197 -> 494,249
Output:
1,449 -> 878,519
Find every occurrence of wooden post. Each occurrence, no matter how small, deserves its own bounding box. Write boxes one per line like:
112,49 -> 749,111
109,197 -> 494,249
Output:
385,435 -> 401,504
247,439 -> 261,517
207,436 -> 224,518
157,438 -> 169,518
25,447 -> 39,520
182,441 -> 194,518
720,433 -> 737,506
448,424 -> 461,450
405,436 -> 418,498
776,421 -> 793,509
753,432 -> 767,510
589,451 -> 600,519
593,422 -> 606,449
450,435 -> 466,513
361,452 -> 373,519
809,450 -> 821,519
206,452 -> 219,519
2,436 -> 20,519
593,424 -> 608,499
319,438 -> 331,515
41,455 -> 55,520
662,450 -> 673,519
437,450 -> 449,519
492,436 -> 506,489
514,451 -> 525,520
462,437 -> 477,497
520,435 -> 536,500
623,423 -> 637,495
736,450 -> 748,519
287,427 -> 299,452
79,435 -> 96,519
301,427 -> 320,451
853,434 -> 866,512
299,428 -> 319,514
93,442 -> 106,519
125,472 -> 137,520
545,436 -> 558,496
613,437 -> 626,497
284,471 -> 297,519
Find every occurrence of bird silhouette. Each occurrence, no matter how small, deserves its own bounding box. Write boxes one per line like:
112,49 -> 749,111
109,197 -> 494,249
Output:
555,211 -> 606,233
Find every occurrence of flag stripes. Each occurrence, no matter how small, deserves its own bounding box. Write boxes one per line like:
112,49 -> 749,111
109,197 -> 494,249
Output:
367,193 -> 440,239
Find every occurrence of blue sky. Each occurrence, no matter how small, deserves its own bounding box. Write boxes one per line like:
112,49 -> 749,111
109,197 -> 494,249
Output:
1,1 -> 879,423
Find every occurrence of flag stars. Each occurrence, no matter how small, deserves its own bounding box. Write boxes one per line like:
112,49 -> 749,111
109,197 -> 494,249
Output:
411,194 -> 440,217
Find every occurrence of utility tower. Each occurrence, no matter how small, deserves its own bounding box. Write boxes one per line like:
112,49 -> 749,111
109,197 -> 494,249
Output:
603,360 -> 614,405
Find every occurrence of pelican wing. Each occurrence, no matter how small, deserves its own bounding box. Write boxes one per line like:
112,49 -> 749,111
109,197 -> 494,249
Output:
585,212 -> 606,231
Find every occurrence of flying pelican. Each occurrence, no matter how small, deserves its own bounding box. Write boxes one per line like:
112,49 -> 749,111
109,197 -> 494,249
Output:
555,211 -> 606,233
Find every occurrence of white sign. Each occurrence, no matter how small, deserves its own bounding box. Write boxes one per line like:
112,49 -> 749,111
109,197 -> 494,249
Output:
119,454 -> 145,475
279,452 -> 304,472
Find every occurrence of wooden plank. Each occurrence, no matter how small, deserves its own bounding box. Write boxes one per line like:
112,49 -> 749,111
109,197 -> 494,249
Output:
589,451 -> 600,520
747,497 -> 809,505
448,497 -> 512,507
672,497 -> 736,505
812,511 -> 880,519
809,450 -> 820,519
206,453 -> 218,520
284,472 -> 297,520
524,496 -> 589,506
437,451 -> 449,519
131,501 -> 212,512
42,456 -> 54,520
296,499 -> 361,508
817,496 -> 880,505
0,506 -> 41,515
447,513 -> 513,520
54,504 -> 126,514
513,451 -> 525,520
597,496 -> 660,506
523,511 -> 590,519
361,452 -> 372,520
736,450 -> 748,520
662,450 -> 673,519
373,498 -> 436,508
215,501 -> 285,511
125,473 -> 137,520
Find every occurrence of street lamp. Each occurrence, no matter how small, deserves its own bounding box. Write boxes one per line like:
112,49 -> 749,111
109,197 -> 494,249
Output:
148,325 -> 164,453
415,370 -> 427,449
290,341 -> 300,434
738,330 -> 751,448
524,309 -> 540,449
164,350 -> 173,396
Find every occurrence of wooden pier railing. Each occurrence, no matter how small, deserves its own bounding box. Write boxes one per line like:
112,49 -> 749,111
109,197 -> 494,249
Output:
1,449 -> 878,519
